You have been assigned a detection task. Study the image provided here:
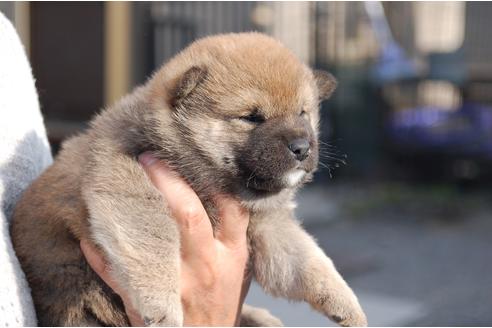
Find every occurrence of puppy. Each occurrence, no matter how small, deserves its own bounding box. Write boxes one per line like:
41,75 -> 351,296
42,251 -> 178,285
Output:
11,33 -> 367,326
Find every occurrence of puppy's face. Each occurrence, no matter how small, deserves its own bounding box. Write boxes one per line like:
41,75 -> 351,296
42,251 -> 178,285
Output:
152,34 -> 336,197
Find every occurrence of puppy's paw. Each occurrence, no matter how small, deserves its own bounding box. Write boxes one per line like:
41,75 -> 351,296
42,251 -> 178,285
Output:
240,304 -> 283,327
315,288 -> 367,327
329,311 -> 367,327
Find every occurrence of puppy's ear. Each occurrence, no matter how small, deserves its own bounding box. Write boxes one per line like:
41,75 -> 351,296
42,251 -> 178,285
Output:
313,70 -> 337,100
171,66 -> 208,106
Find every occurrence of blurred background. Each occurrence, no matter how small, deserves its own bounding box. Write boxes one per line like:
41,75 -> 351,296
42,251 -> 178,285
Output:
1,1 -> 492,326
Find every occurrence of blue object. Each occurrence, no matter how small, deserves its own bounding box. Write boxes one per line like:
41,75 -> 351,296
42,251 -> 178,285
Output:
387,103 -> 492,159
364,2 -> 420,84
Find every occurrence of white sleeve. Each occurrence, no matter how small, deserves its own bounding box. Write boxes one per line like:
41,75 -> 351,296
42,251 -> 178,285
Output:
0,11 -> 53,327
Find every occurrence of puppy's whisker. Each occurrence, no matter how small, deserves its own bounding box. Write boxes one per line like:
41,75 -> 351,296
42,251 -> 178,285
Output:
319,156 -> 346,166
318,145 -> 345,154
318,150 -> 346,156
318,161 -> 335,178
318,145 -> 345,152
319,150 -> 346,158
319,151 -> 347,162
318,141 -> 340,149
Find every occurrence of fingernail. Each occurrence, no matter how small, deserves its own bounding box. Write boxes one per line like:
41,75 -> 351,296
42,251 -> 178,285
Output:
138,152 -> 157,166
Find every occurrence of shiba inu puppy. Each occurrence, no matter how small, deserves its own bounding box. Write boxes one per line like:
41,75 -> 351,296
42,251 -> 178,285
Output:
11,33 -> 367,326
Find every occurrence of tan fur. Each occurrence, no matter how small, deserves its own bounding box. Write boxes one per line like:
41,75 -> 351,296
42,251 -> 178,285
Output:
11,33 -> 366,326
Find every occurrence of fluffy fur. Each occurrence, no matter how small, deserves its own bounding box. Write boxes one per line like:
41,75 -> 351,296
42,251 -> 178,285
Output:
11,33 -> 367,326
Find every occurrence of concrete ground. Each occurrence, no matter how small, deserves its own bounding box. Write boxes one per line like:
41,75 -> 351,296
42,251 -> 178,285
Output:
246,182 -> 492,326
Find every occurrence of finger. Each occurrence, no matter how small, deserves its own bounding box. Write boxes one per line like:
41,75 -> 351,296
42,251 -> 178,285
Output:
80,240 -> 123,295
138,152 -> 214,257
214,195 -> 249,247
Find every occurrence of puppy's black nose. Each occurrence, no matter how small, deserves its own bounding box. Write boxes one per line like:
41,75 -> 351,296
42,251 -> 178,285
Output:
288,138 -> 310,161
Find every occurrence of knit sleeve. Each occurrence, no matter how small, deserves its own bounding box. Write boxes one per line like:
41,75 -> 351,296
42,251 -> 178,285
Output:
0,11 -> 53,327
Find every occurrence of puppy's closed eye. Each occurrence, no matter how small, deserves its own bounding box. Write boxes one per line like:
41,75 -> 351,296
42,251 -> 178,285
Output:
240,109 -> 265,124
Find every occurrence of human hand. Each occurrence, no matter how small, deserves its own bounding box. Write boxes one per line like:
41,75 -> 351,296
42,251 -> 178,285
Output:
80,153 -> 251,326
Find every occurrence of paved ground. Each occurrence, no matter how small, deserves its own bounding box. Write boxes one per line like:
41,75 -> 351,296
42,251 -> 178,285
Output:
247,182 -> 492,326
